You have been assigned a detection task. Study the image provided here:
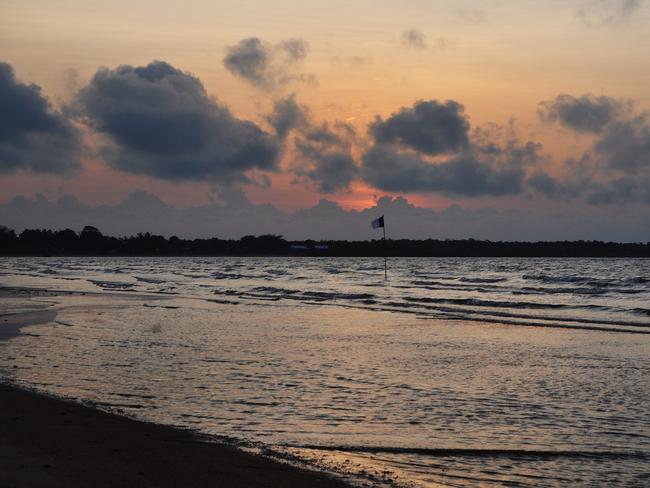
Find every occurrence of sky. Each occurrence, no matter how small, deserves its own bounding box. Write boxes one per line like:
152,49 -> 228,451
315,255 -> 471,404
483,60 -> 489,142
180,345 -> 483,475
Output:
1,0 -> 650,240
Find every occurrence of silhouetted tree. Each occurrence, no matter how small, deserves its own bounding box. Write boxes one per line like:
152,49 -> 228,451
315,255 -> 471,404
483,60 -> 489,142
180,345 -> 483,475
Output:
1,225 -> 650,257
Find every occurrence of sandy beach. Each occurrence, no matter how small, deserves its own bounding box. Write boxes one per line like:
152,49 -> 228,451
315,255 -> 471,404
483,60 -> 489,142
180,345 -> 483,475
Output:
0,382 -> 351,488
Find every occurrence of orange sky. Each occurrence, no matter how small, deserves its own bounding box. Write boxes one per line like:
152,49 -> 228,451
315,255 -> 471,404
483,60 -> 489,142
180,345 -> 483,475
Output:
1,0 -> 649,211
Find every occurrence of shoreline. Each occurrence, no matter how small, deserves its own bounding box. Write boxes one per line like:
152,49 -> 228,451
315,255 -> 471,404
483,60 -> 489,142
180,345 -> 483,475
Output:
0,381 -> 353,488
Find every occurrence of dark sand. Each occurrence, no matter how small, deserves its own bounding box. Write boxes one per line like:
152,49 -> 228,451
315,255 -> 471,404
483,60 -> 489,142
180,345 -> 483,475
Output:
0,383 -> 351,488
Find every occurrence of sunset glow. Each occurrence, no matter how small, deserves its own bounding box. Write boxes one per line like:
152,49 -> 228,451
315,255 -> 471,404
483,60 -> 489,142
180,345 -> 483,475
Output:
2,0 -> 650,239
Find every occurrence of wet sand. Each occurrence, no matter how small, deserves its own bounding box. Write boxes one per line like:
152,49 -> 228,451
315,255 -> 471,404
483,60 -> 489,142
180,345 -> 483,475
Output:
0,383 -> 351,487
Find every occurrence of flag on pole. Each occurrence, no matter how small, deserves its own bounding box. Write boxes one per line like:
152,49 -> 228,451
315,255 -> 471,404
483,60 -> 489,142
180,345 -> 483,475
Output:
371,215 -> 387,279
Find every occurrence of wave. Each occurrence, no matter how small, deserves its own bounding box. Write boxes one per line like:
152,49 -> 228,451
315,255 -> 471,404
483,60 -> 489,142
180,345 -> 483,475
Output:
519,286 -> 608,295
409,280 -> 508,289
206,284 -> 650,333
385,301 -> 650,329
249,286 -> 376,301
403,296 -> 567,310
627,276 -> 650,284
250,286 -> 300,295
522,274 -> 645,293
459,277 -> 508,283
134,276 -> 166,284
88,279 -> 134,290
417,313 -> 650,334
523,274 -> 602,284
212,272 -> 257,280
286,444 -> 649,460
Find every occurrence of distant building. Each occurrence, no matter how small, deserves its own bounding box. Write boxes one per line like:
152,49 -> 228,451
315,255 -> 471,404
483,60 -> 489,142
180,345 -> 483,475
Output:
290,243 -> 329,252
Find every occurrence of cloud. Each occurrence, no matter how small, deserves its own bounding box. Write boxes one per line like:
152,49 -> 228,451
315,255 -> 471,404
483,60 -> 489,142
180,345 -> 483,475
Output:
277,38 -> 309,61
223,37 -> 315,89
223,38 -> 270,87
593,116 -> 650,174
527,165 -> 591,201
538,94 -> 629,133
361,145 -> 526,196
292,121 -> 358,193
369,100 -> 470,155
0,62 -> 82,174
532,92 -> 650,204
266,95 -> 308,139
360,99 -> 546,197
265,93 -> 358,193
5,190 -> 650,242
294,143 -> 358,194
578,0 -> 642,26
71,60 -> 280,182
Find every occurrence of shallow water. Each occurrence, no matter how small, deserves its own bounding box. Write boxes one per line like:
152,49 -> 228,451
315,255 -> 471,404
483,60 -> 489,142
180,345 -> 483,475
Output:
1,257 -> 649,486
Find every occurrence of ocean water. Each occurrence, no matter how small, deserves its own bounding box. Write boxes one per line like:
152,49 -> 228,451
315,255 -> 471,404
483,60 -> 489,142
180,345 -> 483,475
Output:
0,257 -> 649,486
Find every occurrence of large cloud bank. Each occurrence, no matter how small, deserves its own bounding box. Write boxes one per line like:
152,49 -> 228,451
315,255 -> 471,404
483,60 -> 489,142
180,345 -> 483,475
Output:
3,190 -> 650,242
0,62 -> 82,174
72,61 -> 280,182
2,50 -> 650,242
534,93 -> 650,203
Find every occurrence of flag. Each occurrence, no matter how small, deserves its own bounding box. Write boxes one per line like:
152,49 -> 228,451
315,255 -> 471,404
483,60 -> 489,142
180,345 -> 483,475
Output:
371,215 -> 384,229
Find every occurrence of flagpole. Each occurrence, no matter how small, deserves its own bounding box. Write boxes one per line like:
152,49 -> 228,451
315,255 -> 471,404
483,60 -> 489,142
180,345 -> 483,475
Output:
383,223 -> 387,280
371,215 -> 387,280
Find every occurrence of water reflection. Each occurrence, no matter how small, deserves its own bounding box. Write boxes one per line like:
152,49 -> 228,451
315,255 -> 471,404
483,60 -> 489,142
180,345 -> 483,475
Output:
1,257 -> 649,486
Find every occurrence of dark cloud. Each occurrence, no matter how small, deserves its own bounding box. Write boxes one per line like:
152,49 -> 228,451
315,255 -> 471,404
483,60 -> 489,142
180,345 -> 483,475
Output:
578,0 -> 642,26
223,37 -> 270,88
538,94 -> 628,133
303,123 -> 346,146
293,122 -> 358,193
526,166 -> 591,201
295,142 -> 357,193
223,37 -> 314,89
369,100 -> 470,155
528,171 -> 561,197
585,176 -> 650,204
72,60 -> 280,182
537,92 -> 650,203
0,62 -> 81,174
266,95 -> 308,139
361,145 -> 525,196
361,100 -> 544,197
529,112 -> 650,205
266,92 -> 359,193
277,38 -> 309,61
593,116 -> 650,174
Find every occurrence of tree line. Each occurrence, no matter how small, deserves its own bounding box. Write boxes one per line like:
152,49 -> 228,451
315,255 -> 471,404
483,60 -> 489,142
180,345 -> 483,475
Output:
2,225 -> 650,257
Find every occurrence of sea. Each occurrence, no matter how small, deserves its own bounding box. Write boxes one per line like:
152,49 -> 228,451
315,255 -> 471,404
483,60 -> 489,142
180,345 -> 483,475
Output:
1,256 -> 649,487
